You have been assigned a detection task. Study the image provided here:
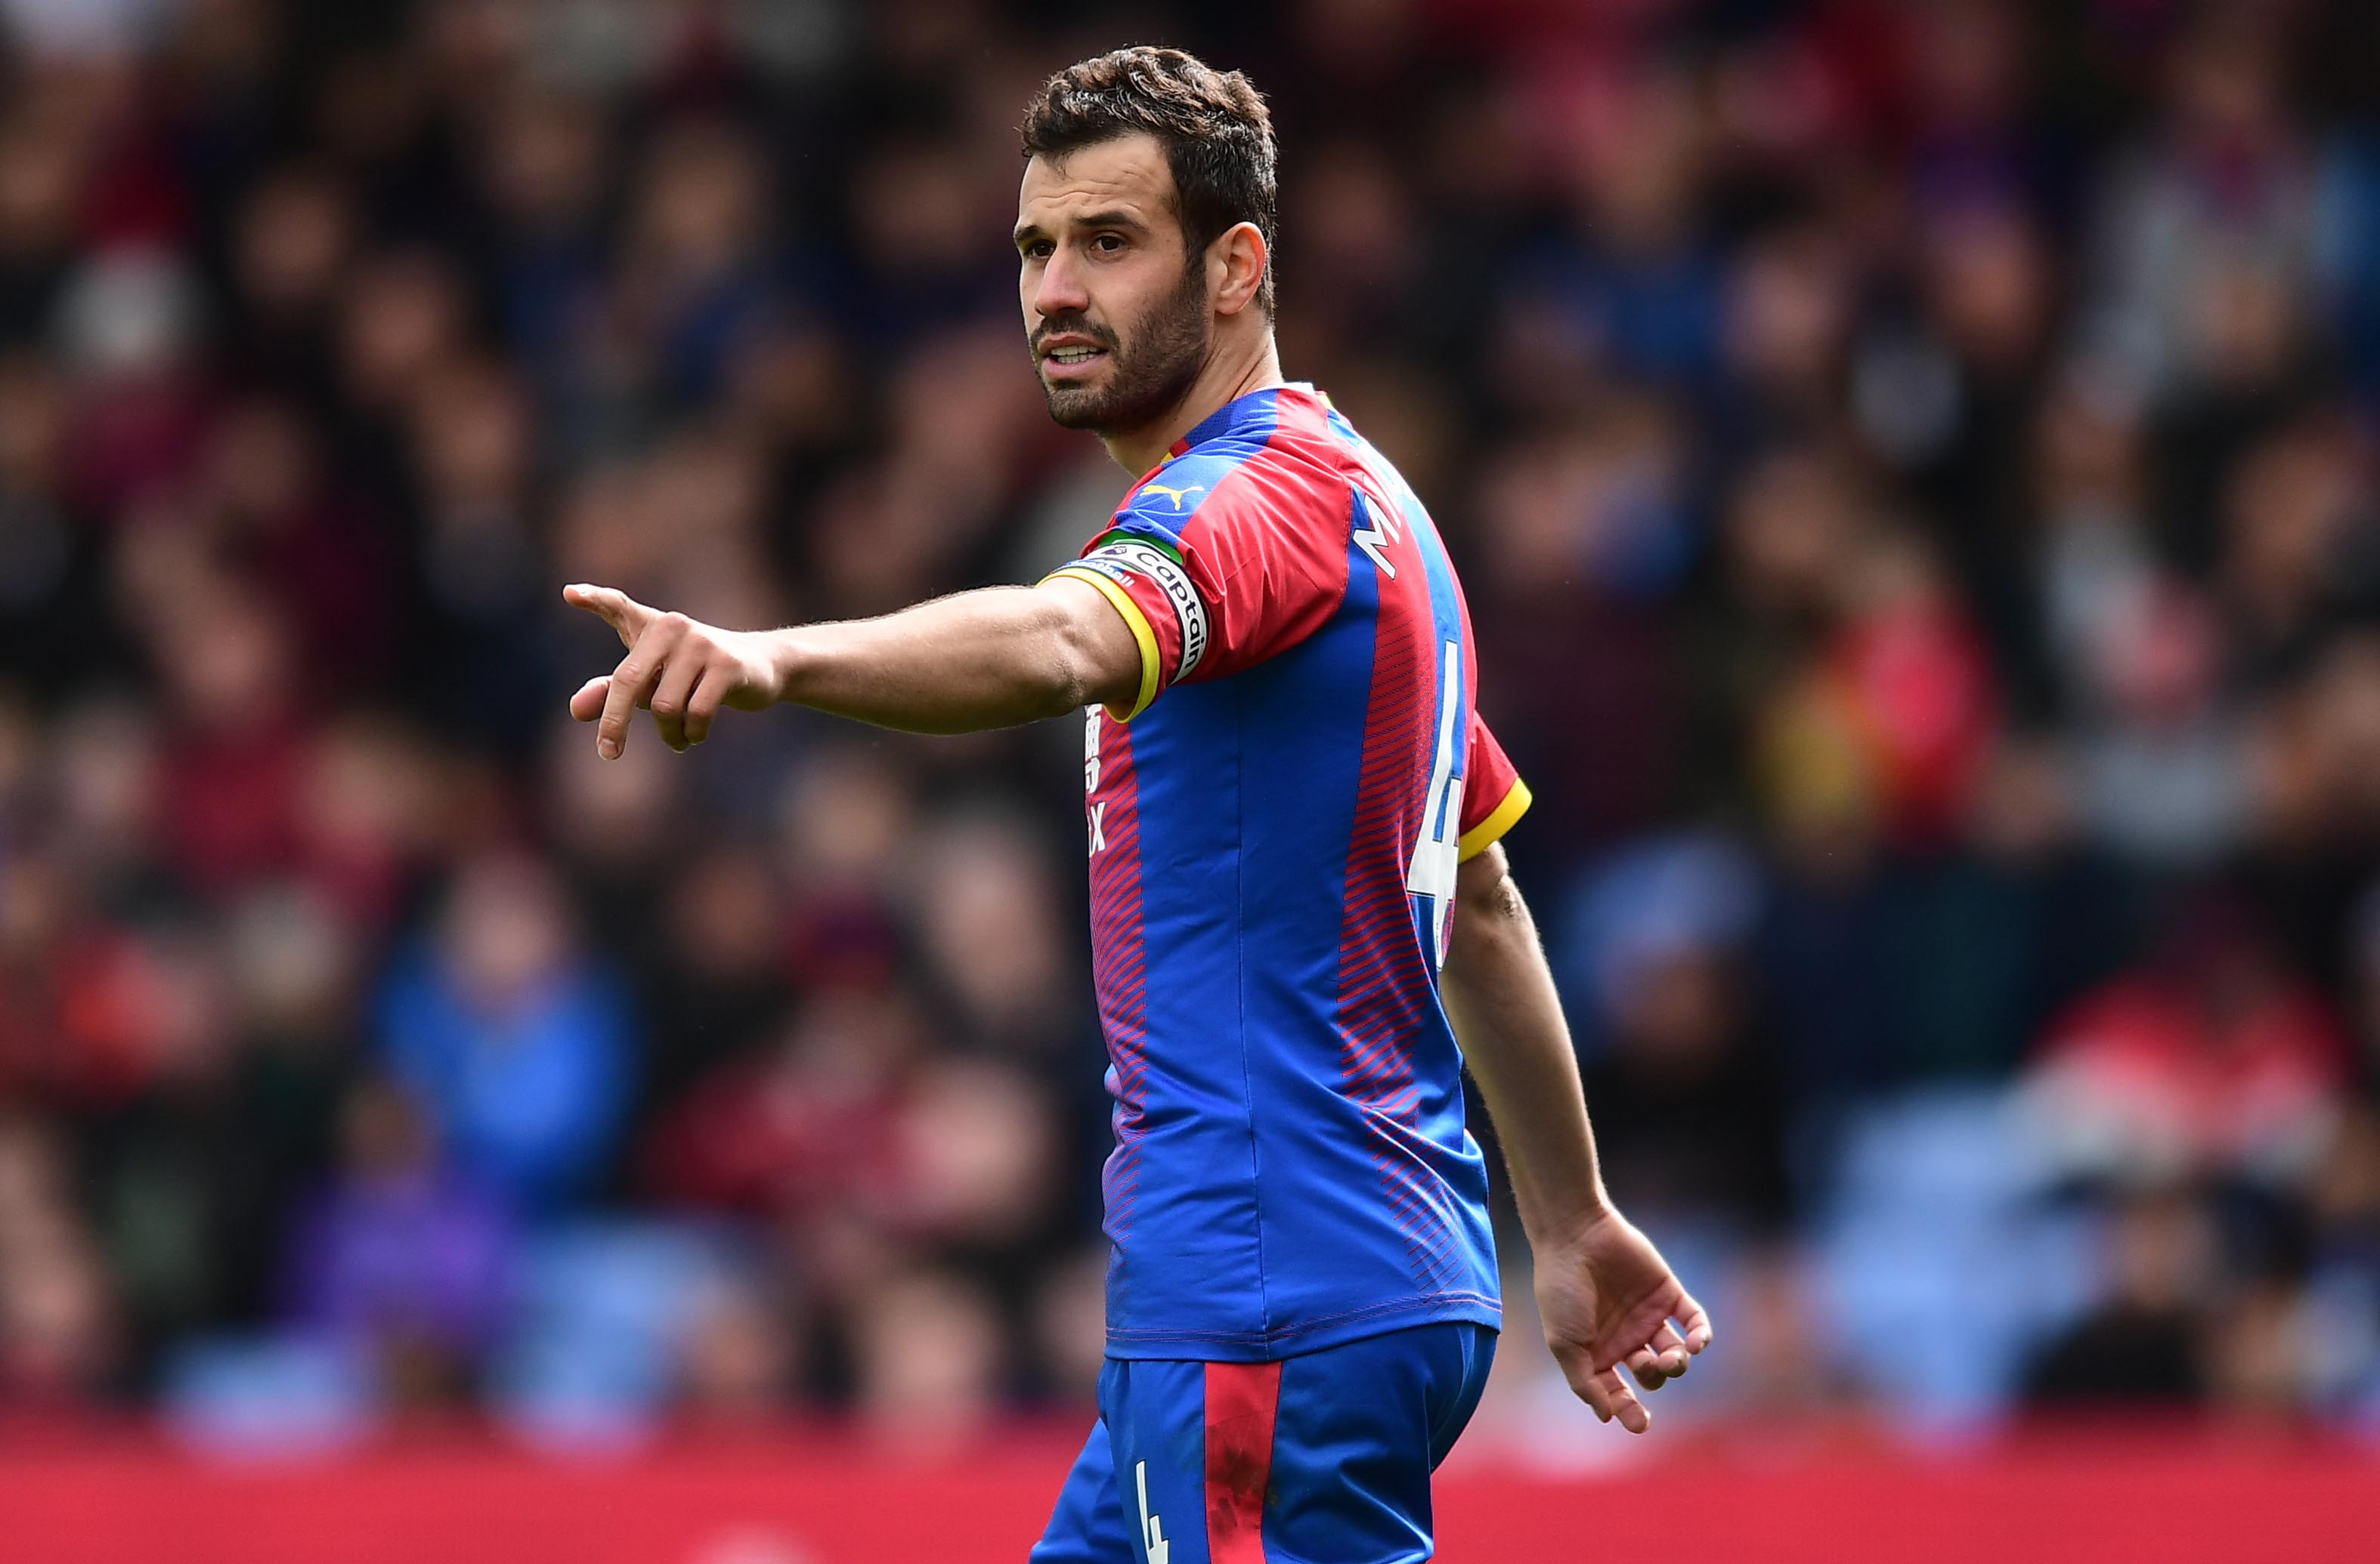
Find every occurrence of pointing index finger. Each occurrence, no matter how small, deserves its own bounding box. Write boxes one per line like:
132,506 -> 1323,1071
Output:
564,583 -> 652,649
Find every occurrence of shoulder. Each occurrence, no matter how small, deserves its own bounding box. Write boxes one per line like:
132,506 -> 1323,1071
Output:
1134,454 -> 1355,563
1111,393 -> 1357,543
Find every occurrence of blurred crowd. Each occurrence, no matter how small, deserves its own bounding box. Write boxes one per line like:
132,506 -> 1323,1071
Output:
2,0 -> 2380,1452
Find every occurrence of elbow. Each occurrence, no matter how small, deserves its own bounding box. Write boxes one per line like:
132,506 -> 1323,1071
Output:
1450,872 -> 1525,954
1456,839 -> 1525,925
1039,587 -> 1139,720
1032,574 -> 1149,723
1472,853 -> 1527,922
1446,843 -> 1529,973
1041,614 -> 1103,717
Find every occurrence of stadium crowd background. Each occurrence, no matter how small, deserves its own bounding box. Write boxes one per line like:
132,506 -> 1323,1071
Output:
1,0 -> 2378,1456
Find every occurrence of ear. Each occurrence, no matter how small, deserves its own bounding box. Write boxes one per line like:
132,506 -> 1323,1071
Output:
1209,220 -> 1268,317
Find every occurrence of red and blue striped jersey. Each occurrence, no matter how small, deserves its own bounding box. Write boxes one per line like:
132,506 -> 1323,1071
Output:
1046,383 -> 1531,1361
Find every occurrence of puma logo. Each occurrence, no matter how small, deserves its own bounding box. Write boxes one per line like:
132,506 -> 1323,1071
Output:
1140,482 -> 1205,511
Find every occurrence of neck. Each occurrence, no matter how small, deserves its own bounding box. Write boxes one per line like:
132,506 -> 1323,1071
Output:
1100,330 -> 1283,477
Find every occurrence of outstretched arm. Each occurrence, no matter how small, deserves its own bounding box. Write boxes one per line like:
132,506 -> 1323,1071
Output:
563,577 -> 1143,754
1441,839 -> 1713,1433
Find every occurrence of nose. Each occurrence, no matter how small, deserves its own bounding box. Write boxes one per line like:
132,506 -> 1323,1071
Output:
1030,240 -> 1090,322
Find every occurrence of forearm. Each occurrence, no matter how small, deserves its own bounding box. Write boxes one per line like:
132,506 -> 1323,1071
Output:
1441,850 -> 1611,1249
772,582 -> 1122,734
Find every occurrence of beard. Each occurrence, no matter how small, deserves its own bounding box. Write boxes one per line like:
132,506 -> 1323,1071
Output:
1032,263 -> 1211,435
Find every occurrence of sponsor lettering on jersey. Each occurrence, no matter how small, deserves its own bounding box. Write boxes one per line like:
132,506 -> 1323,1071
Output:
1085,705 -> 1109,856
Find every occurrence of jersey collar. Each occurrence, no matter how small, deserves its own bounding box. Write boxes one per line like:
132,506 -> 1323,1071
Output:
1162,379 -> 1323,463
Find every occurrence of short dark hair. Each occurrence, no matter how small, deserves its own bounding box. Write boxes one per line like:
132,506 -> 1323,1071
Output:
1020,47 -> 1277,317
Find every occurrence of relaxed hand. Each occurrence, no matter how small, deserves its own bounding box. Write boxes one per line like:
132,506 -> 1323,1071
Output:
1534,1208 -> 1713,1433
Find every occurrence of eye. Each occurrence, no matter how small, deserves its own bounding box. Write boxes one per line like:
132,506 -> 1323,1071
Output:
1023,239 -> 1053,260
1093,233 -> 1125,254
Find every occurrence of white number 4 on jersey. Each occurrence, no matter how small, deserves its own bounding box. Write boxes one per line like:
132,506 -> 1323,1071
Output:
1408,640 -> 1462,969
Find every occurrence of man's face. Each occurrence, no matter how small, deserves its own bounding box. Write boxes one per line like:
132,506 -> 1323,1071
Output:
1017,134 -> 1211,435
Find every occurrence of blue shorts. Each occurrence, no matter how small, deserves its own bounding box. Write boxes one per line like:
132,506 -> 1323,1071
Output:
1029,1322 -> 1496,1564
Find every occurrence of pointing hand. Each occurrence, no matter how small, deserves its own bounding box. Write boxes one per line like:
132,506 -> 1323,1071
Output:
564,584 -> 787,757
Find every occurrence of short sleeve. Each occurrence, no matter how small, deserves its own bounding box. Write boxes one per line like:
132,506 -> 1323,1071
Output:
1457,714 -> 1531,861
1045,452 -> 1349,720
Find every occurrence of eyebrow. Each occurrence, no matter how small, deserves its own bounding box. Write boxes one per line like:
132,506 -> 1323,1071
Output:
1014,209 -> 1151,247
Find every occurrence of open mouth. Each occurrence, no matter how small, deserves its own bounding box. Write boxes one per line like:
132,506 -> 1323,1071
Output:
1040,339 -> 1110,379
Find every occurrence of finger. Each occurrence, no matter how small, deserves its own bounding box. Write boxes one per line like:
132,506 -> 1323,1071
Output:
648,646 -> 703,752
683,664 -> 726,748
1561,1348 -> 1647,1431
597,622 -> 676,760
564,583 -> 655,649
1597,1367 -> 1650,1433
1623,1324 -> 1689,1389
1672,1288 -> 1714,1355
1556,1344 -> 1611,1423
569,676 -> 609,723
1645,1321 -> 1691,1381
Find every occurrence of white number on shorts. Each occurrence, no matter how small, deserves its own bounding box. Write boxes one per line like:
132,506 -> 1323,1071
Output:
1135,1460 -> 1171,1564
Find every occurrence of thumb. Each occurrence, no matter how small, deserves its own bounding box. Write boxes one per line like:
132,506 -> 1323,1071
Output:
564,582 -> 653,649
569,674 -> 609,723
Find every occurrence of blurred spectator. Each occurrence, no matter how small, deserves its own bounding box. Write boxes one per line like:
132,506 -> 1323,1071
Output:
0,1113 -> 118,1403
2025,897 -> 2349,1188
2023,1184 -> 2214,1408
673,1260 -> 803,1425
850,1267 -> 1004,1449
908,811 -> 1076,1061
283,1076 -> 511,1410
644,990 -> 918,1219
2070,574 -> 2248,867
1564,834 -> 1791,1236
2084,8 -> 2317,413
375,853 -> 633,1211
